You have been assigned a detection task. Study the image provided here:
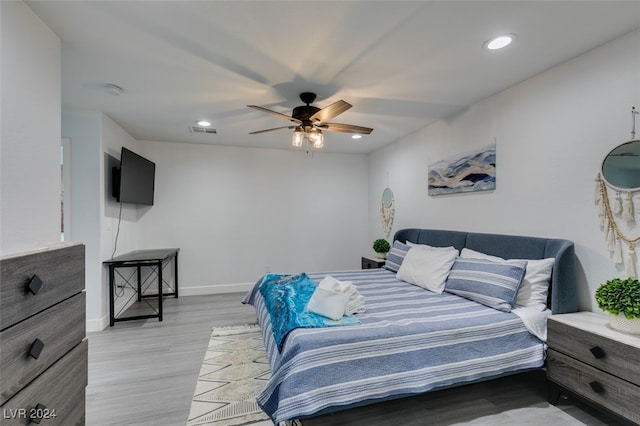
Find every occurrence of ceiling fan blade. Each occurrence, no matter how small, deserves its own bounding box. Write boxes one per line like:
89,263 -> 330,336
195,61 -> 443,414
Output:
318,122 -> 374,134
247,105 -> 301,123
309,100 -> 352,123
249,125 -> 297,135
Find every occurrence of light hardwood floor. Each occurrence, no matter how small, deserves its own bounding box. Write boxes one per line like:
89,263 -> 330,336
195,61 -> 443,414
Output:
87,294 -> 626,426
86,293 -> 258,426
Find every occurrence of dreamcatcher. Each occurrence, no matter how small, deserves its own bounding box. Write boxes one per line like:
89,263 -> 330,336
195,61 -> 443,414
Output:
595,107 -> 640,278
381,187 -> 395,240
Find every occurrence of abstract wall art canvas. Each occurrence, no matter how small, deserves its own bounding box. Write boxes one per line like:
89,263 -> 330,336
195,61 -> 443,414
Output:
428,143 -> 496,196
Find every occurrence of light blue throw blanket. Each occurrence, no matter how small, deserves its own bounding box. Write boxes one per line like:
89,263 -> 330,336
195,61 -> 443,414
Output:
258,273 -> 360,351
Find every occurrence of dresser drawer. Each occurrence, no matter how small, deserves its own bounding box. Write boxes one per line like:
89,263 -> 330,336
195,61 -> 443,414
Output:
547,348 -> 640,424
0,244 -> 84,331
1,340 -> 87,426
0,293 -> 86,405
547,317 -> 640,386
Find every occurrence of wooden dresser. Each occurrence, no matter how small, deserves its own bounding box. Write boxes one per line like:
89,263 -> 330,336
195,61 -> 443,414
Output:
0,243 -> 87,425
547,312 -> 640,424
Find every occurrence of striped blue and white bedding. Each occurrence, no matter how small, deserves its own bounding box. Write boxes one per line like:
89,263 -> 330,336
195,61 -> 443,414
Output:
243,268 -> 546,424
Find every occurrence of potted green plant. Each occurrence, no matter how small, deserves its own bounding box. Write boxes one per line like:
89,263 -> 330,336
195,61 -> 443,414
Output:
372,238 -> 391,259
595,277 -> 640,335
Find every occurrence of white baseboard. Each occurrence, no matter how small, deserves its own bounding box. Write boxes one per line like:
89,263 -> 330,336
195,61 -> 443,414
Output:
86,314 -> 109,332
86,283 -> 253,332
179,282 -> 255,296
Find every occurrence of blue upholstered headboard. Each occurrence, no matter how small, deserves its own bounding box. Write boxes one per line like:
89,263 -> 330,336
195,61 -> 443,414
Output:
393,228 -> 578,314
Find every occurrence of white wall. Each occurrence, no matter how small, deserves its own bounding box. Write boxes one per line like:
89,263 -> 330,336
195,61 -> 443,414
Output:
62,110 -> 102,327
63,111 -> 140,330
135,141 -> 369,294
1,1 -> 61,254
368,29 -> 640,313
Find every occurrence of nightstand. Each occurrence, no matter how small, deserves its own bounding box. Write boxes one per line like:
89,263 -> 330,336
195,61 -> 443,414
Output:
361,256 -> 385,269
546,312 -> 640,424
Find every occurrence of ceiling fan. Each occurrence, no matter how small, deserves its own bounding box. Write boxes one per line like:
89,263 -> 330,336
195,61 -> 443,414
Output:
247,92 -> 373,149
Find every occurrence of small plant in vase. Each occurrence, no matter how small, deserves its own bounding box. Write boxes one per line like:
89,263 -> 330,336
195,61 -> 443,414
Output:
372,238 -> 391,259
595,277 -> 640,335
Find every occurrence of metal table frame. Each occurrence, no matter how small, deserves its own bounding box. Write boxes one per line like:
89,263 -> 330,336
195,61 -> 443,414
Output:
104,248 -> 179,326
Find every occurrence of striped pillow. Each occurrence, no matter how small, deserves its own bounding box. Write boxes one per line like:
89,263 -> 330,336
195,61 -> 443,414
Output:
444,258 -> 527,312
384,240 -> 411,272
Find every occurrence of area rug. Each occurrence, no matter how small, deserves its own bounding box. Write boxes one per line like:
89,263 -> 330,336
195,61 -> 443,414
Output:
186,324 -> 272,426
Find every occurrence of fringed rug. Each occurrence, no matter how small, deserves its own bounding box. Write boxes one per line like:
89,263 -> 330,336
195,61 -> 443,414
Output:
187,324 -> 272,426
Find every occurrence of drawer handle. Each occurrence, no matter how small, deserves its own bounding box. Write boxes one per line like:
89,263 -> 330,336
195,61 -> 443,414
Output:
29,403 -> 47,424
29,338 -> 45,359
589,381 -> 605,394
26,274 -> 44,295
589,346 -> 606,359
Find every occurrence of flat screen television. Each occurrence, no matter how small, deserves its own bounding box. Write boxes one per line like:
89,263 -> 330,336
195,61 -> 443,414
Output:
112,147 -> 155,205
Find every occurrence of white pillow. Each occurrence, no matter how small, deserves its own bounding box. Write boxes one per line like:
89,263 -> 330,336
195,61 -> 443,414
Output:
460,248 -> 502,262
460,248 -> 555,311
396,245 -> 458,293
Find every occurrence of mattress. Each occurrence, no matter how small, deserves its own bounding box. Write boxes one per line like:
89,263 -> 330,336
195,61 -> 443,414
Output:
243,268 -> 546,423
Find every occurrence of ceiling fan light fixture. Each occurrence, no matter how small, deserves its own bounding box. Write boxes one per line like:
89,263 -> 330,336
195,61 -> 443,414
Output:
308,128 -> 324,149
196,120 -> 211,127
352,134 -> 362,139
292,127 -> 304,147
249,92 -> 372,150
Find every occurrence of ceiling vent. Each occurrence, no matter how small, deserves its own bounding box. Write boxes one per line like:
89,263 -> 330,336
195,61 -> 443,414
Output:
190,126 -> 217,135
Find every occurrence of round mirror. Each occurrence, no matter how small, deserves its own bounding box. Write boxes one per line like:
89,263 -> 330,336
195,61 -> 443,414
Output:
601,140 -> 640,189
382,188 -> 394,208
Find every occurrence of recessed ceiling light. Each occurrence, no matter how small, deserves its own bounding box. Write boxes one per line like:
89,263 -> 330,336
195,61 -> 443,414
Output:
352,134 -> 362,139
484,34 -> 516,50
197,120 -> 211,127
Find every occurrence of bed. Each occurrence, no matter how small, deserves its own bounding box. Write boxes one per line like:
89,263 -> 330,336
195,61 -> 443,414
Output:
242,228 -> 577,424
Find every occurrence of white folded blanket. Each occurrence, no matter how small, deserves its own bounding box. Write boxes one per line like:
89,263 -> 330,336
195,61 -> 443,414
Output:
317,275 -> 366,315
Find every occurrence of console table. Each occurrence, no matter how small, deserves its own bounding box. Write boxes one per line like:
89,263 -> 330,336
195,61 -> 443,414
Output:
104,248 -> 179,326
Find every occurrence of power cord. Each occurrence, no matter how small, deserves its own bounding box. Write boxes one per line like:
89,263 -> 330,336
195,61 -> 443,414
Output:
111,200 -> 123,259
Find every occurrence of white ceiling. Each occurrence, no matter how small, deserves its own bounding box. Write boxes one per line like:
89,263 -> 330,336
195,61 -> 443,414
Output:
28,1 -> 640,154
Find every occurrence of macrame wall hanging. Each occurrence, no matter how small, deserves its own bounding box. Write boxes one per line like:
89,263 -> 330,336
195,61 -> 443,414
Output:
595,107 -> 640,278
381,187 -> 395,240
